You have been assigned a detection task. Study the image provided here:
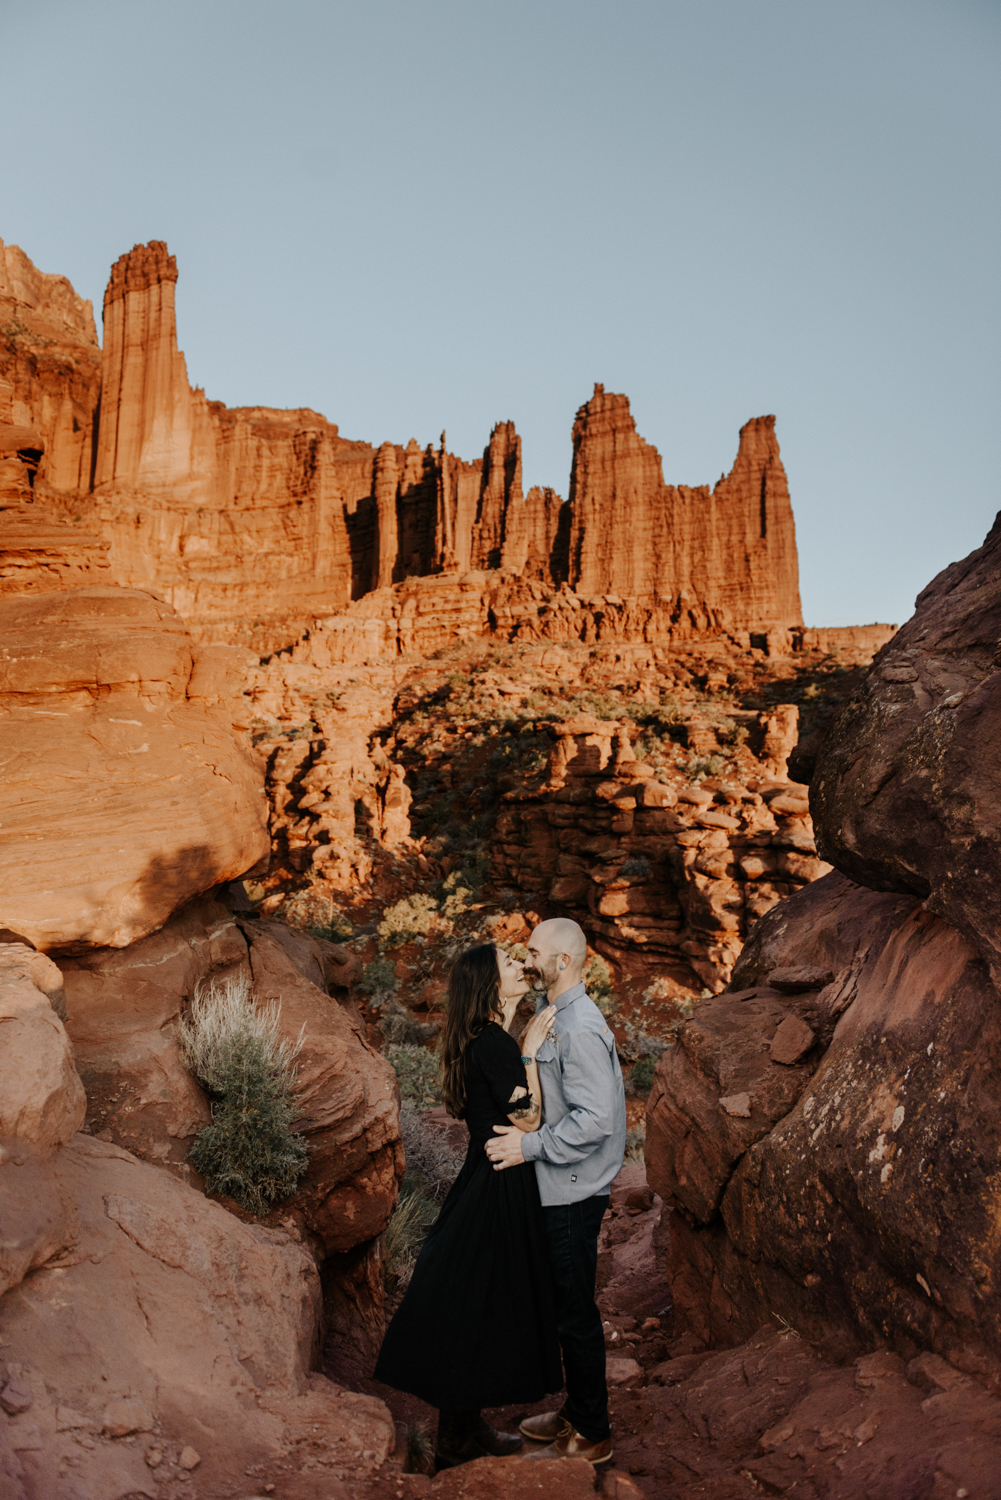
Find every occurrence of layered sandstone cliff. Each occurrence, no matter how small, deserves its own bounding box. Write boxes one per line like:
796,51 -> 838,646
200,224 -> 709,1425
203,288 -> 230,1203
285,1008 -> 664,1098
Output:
1,238 -> 820,652
568,386 -> 802,627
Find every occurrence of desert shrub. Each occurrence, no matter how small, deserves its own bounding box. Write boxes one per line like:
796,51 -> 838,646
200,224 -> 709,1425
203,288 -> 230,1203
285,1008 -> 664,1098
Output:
583,953 -> 615,1015
629,1056 -> 658,1095
624,1122 -> 646,1164
385,1188 -> 438,1287
176,976 -> 309,1215
717,721 -> 749,750
378,893 -> 440,948
380,1001 -> 439,1047
359,956 -> 400,1004
399,1102 -> 465,1202
686,753 -> 726,781
386,1106 -> 464,1291
403,1422 -> 435,1476
617,1016 -> 669,1064
386,1042 -> 441,1109
276,885 -> 353,940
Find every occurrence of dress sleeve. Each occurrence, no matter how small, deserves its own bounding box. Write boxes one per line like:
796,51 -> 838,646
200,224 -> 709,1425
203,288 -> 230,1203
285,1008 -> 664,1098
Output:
476,1026 -> 531,1115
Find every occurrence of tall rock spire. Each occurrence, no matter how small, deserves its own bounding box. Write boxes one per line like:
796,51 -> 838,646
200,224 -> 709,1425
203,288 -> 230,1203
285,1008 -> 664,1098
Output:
93,241 -> 210,493
565,385 -> 802,628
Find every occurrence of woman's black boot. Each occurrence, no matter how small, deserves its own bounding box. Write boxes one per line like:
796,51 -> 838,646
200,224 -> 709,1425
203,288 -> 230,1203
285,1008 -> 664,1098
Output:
473,1416 -> 523,1456
435,1409 -> 489,1470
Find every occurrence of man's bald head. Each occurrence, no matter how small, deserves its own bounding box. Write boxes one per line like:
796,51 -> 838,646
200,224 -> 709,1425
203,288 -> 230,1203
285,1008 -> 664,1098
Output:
526,917 -> 587,997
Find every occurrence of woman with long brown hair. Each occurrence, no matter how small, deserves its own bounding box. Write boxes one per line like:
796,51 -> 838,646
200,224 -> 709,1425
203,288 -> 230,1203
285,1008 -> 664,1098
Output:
374,943 -> 561,1469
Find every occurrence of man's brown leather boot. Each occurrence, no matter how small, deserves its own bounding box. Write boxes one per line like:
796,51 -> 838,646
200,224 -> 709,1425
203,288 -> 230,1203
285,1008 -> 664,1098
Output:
524,1427 -> 614,1465
520,1410 -> 573,1442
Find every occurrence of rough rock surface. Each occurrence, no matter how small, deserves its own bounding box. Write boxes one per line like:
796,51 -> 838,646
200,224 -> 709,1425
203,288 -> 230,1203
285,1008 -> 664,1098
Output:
367,1162 -> 1001,1500
1,239 -> 832,652
493,710 -> 829,992
0,1133 -> 395,1500
0,948 -> 85,1156
568,385 -> 803,628
0,239 -> 101,500
647,870 -> 1001,1389
60,896 -> 401,1251
0,586 -> 269,950
812,509 -> 1001,988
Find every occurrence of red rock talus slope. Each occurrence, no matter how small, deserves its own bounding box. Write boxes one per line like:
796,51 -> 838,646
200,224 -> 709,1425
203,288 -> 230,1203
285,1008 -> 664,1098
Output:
0,586 -> 269,950
492,711 -> 829,993
812,509 -> 1001,988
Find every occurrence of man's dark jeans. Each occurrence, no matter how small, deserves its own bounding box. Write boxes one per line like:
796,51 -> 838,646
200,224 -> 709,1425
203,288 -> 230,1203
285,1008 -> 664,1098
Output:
542,1194 -> 610,1443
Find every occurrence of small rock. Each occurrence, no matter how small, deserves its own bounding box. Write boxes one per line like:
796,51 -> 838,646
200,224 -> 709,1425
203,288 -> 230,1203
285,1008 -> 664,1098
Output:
719,1092 -> 752,1118
602,1476 -> 647,1499
624,1185 -> 654,1215
180,1445 -> 202,1470
768,965 -> 833,993
606,1356 -> 644,1388
56,1404 -> 91,1430
102,1396 -> 154,1436
8,1421 -> 43,1451
145,1446 -> 164,1468
0,1380 -> 33,1415
770,1014 -> 816,1065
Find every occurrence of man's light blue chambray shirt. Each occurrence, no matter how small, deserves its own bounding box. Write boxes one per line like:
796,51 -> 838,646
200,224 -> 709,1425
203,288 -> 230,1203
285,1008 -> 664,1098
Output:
520,980 -> 627,1206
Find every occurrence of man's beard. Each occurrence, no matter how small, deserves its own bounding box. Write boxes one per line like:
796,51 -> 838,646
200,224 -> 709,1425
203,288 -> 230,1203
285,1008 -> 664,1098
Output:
525,955 -> 560,992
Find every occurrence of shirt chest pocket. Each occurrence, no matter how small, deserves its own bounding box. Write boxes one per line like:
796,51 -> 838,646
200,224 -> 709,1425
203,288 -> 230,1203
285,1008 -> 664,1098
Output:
535,1038 -> 558,1067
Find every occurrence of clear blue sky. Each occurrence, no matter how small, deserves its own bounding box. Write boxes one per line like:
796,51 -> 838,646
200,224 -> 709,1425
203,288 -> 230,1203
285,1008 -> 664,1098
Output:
4,0 -> 998,628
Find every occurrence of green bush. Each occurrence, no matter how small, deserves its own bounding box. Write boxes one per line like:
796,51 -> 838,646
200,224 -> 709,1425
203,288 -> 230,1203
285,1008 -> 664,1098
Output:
378,893 -> 440,948
583,953 -> 615,1015
276,886 -> 353,941
386,1042 -> 441,1109
176,976 -> 309,1216
630,1056 -> 658,1094
359,955 -> 400,1001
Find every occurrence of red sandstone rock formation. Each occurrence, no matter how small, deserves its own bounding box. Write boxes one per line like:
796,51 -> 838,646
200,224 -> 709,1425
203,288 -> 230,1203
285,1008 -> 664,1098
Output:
492,711 -> 827,992
644,521 -> 1001,1410
568,385 -> 803,629
0,586 -> 269,950
1,240 -> 824,652
648,871 -> 1001,1391
812,509 -> 1001,988
0,241 -> 101,498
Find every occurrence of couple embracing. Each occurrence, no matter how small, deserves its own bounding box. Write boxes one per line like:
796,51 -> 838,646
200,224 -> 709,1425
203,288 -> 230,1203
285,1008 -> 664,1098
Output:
375,917 -> 627,1470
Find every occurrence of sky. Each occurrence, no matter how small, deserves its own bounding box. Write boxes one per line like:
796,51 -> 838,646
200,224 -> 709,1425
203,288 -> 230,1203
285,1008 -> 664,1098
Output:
3,0 -> 998,628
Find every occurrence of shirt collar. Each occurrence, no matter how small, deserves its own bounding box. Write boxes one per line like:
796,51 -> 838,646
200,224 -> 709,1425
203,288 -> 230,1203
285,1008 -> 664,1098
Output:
553,979 -> 586,1012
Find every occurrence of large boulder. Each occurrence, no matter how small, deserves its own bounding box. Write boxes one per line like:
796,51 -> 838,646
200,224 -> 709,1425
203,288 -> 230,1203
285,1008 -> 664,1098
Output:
811,512 -> 1001,987
0,1134 -> 394,1500
647,871 -> 1001,1387
59,898 -> 401,1250
0,947 -> 86,1302
0,586 -> 269,951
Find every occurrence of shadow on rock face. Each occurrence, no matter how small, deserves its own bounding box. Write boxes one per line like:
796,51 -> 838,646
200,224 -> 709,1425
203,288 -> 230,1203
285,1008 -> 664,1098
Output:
811,509 -> 1001,990
647,870 -> 1001,1389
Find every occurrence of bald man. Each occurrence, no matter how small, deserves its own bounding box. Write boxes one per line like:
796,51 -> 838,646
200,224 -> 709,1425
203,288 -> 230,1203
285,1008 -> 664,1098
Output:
485,917 -> 626,1465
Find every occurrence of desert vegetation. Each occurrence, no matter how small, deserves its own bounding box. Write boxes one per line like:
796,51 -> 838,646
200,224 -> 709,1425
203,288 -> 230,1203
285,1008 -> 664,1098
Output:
176,976 -> 309,1215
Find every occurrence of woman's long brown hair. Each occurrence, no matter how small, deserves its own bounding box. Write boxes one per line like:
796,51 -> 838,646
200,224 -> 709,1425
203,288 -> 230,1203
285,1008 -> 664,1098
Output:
440,944 -> 501,1119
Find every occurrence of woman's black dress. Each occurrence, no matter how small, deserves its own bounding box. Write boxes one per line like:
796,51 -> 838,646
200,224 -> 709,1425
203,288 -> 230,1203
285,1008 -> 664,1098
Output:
374,1022 -> 563,1410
